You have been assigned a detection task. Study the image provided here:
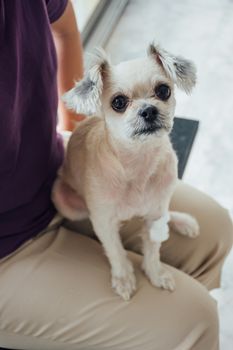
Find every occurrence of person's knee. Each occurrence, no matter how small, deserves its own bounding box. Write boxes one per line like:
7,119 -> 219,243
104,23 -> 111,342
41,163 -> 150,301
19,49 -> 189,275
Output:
171,181 -> 233,258
156,277 -> 219,350
110,262 -> 219,350
206,204 -> 233,267
197,291 -> 219,349
216,206 -> 233,256
178,288 -> 219,350
165,272 -> 219,350
195,203 -> 233,289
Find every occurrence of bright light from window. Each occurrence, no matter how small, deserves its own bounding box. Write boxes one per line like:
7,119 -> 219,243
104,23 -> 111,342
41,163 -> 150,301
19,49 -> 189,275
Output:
72,0 -> 101,32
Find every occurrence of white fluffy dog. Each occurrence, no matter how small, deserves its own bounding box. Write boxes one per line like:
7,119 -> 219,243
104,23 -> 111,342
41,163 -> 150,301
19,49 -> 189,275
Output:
52,43 -> 200,301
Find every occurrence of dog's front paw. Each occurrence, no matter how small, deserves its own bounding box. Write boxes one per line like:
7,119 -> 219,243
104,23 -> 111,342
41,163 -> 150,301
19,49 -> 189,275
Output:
169,212 -> 200,238
143,263 -> 175,291
153,268 -> 175,291
111,263 -> 136,301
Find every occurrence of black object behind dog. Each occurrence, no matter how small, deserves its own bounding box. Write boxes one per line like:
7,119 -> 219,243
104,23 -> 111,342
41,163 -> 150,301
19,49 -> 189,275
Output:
170,117 -> 199,179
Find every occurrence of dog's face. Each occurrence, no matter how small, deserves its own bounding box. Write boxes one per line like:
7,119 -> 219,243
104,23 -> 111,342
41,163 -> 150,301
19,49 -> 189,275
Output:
102,54 -> 176,141
63,44 -> 196,142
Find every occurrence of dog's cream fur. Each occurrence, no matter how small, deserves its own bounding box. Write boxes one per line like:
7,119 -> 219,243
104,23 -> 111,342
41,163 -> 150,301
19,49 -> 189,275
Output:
52,44 -> 199,300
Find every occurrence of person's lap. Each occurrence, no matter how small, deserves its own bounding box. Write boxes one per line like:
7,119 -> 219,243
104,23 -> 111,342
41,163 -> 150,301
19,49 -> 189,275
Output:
0,226 -> 218,350
0,181 -> 232,350
66,181 -> 233,290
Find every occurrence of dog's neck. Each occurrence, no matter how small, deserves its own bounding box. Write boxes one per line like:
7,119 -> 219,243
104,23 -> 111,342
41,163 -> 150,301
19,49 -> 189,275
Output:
104,126 -> 172,182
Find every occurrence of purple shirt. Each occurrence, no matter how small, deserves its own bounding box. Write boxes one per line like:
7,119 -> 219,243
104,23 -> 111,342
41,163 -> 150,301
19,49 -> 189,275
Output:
0,0 -> 68,259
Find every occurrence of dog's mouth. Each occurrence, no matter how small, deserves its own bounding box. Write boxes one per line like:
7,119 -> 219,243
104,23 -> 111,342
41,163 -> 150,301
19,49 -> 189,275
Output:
133,124 -> 162,136
132,119 -> 171,137
130,113 -> 172,139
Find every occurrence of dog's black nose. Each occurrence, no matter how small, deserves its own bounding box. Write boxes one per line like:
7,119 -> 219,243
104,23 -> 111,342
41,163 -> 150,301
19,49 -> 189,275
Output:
139,106 -> 158,122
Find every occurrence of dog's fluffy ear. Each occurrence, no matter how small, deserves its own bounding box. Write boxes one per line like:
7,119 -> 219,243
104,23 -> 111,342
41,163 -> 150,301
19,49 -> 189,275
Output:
148,43 -> 196,94
62,49 -> 110,116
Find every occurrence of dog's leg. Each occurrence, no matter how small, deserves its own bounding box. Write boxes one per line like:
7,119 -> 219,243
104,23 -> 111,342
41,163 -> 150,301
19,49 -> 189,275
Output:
169,211 -> 200,238
141,216 -> 175,291
90,213 -> 136,301
52,178 -> 88,221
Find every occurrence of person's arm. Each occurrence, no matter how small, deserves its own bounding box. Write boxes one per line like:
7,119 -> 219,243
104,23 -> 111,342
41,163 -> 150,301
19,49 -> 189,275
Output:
51,0 -> 85,131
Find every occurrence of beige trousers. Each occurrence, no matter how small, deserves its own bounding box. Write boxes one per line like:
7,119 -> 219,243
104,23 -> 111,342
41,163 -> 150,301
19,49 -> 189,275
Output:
0,182 -> 232,350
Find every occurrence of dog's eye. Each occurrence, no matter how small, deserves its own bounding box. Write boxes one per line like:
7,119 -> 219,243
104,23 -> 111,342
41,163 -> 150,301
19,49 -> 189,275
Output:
155,84 -> 171,101
111,95 -> 129,112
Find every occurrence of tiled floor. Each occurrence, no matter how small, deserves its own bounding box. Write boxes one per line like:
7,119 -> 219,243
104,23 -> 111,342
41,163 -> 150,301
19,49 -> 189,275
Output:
105,0 -> 233,348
